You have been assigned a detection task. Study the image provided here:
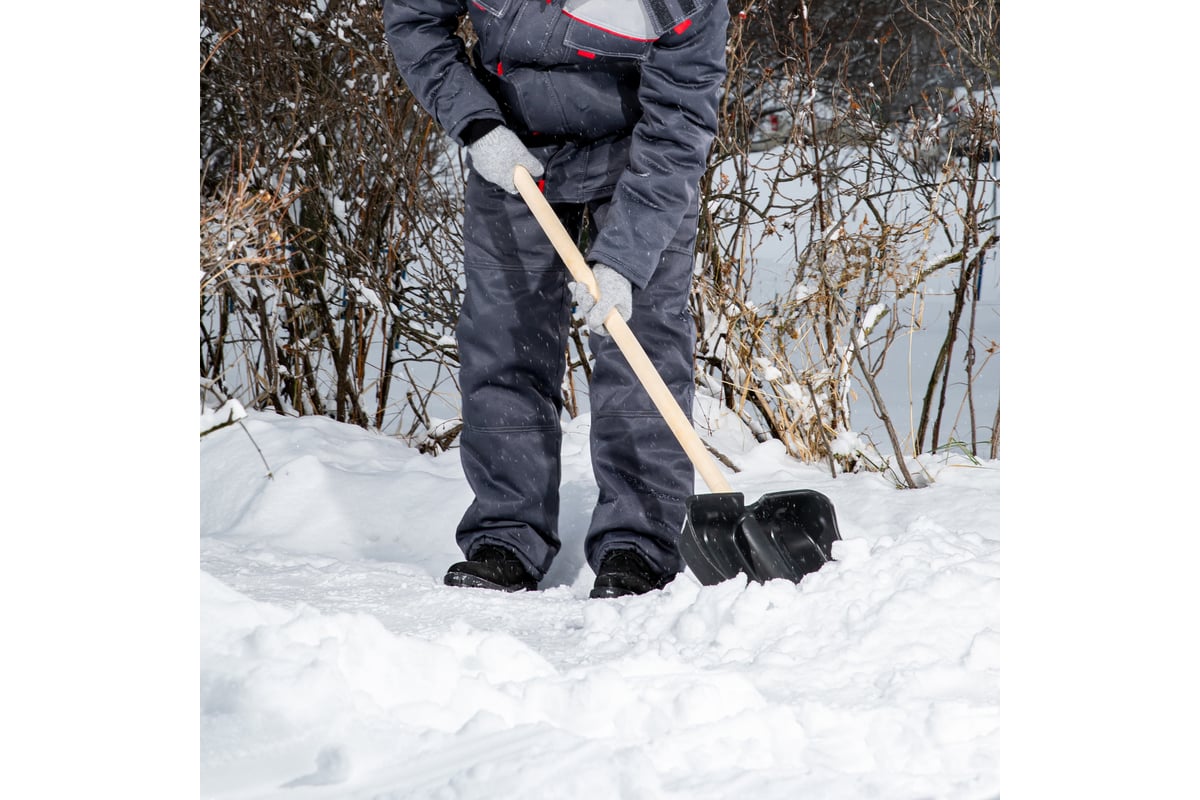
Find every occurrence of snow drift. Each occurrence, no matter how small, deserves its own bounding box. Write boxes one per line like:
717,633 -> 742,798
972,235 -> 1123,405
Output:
200,401 -> 999,799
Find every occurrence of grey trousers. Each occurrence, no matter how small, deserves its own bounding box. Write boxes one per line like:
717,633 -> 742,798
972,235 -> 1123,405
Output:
454,174 -> 697,580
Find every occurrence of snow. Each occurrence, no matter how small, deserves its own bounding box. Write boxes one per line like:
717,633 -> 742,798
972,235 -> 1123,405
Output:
199,400 -> 1000,798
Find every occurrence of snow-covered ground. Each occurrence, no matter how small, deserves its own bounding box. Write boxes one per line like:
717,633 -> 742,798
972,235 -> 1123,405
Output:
199,397 -> 999,799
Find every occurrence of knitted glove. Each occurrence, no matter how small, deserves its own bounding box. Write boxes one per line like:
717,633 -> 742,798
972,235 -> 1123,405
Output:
467,125 -> 544,194
570,264 -> 633,337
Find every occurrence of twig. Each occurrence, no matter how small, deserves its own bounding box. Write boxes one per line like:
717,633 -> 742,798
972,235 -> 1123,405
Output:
238,420 -> 275,479
703,441 -> 741,474
805,381 -> 838,479
201,408 -> 275,480
200,27 -> 241,74
850,344 -> 918,489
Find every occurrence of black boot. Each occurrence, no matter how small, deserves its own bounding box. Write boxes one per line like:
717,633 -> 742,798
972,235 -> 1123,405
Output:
444,545 -> 538,592
589,549 -> 673,599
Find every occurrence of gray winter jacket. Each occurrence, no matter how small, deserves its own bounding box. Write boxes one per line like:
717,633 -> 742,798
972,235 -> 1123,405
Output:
382,0 -> 729,288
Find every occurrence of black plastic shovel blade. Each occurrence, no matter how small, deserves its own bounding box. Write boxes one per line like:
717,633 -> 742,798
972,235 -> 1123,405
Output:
679,490 -> 841,585
678,492 -> 748,585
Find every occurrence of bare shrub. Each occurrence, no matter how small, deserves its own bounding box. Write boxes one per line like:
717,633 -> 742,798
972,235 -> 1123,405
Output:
200,0 -> 468,446
687,0 -> 1000,485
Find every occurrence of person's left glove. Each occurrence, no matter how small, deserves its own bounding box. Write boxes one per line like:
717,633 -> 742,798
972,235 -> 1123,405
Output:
467,125 -> 544,194
570,264 -> 633,337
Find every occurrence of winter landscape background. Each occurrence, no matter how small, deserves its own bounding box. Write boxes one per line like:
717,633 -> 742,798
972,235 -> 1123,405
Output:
7,5 -> 1200,800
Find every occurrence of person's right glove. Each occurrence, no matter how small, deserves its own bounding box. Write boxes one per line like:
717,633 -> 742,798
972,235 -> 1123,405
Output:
467,125 -> 544,194
570,264 -> 633,337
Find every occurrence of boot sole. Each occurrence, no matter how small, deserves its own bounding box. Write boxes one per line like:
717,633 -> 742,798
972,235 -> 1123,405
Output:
589,585 -> 637,599
444,571 -> 535,592
589,579 -> 660,599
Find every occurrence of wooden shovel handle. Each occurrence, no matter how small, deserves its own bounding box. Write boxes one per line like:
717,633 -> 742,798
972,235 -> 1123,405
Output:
512,165 -> 732,494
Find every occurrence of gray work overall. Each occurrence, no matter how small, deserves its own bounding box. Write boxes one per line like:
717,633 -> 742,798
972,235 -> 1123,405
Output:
455,171 -> 697,580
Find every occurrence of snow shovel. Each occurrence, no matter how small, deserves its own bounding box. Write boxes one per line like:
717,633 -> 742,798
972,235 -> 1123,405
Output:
513,165 -> 841,586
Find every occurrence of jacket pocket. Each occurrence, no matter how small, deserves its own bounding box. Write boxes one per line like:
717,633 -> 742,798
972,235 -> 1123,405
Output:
562,6 -> 656,60
498,67 -> 641,137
